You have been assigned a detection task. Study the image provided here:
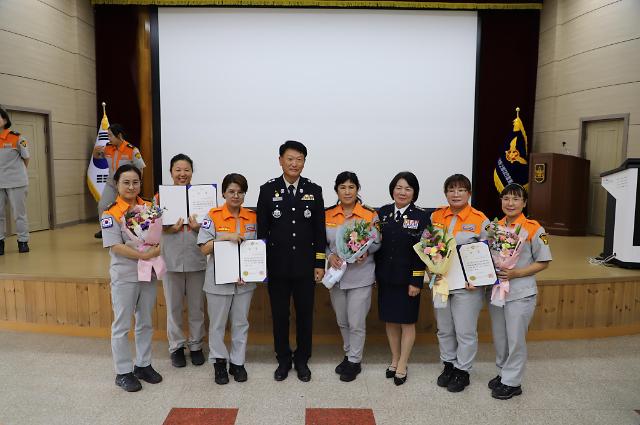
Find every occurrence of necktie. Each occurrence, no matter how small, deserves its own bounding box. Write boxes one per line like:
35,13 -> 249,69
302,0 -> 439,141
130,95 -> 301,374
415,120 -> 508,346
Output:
288,184 -> 295,198
395,211 -> 402,222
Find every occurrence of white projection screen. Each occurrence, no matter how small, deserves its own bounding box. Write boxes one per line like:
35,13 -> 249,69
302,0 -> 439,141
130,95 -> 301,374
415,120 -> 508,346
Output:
157,8 -> 478,207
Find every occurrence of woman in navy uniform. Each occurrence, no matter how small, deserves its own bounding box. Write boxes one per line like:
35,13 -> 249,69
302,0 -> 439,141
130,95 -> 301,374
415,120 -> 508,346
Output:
256,140 -> 326,382
0,106 -> 30,254
488,183 -> 551,400
158,154 -> 207,368
375,171 -> 429,385
101,164 -> 162,392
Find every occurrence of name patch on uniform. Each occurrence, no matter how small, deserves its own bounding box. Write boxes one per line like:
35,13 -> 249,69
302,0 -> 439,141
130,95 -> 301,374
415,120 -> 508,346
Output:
202,219 -> 212,229
101,217 -> 113,229
403,219 -> 419,229
272,196 -> 283,202
327,222 -> 337,227
462,224 -> 476,231
217,227 -> 230,232
301,194 -> 315,201
539,233 -> 549,245
245,224 -> 256,232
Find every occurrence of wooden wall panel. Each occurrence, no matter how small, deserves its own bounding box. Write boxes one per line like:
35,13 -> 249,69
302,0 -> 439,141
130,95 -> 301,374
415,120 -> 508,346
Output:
54,193 -> 96,224
53,159 -> 89,197
51,123 -> 95,160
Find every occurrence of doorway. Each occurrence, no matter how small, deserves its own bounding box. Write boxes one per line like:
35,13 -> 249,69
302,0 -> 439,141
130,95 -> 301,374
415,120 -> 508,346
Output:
581,115 -> 628,236
4,110 -> 51,235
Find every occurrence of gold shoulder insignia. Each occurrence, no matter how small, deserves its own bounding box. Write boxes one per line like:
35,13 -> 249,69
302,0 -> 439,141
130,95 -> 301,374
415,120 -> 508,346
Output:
362,204 -> 376,213
9,130 -> 21,136
539,233 -> 549,245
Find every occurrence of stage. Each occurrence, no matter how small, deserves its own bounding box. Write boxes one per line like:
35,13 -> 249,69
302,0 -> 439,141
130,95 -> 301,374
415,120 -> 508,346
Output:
1,223 -> 639,343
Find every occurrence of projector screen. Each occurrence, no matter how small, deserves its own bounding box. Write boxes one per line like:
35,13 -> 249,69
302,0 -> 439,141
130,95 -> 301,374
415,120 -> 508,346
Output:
157,8 -> 478,208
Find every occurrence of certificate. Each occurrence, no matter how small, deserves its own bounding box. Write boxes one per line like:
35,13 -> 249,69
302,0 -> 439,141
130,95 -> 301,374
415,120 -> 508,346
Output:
445,248 -> 467,291
456,241 -> 498,287
158,184 -> 218,224
240,239 -> 267,282
213,239 -> 268,284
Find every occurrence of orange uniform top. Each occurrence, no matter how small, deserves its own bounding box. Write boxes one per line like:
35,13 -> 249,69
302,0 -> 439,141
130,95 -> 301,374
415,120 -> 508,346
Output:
204,203 -> 257,237
430,203 -> 489,240
325,202 -> 377,227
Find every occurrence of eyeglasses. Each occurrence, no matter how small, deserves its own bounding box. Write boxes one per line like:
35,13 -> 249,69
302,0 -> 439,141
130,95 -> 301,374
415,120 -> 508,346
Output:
501,196 -> 523,202
226,190 -> 246,198
119,180 -> 141,188
447,188 -> 468,195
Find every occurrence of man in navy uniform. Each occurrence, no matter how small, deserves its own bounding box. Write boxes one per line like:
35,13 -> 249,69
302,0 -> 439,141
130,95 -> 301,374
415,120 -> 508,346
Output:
257,140 -> 326,382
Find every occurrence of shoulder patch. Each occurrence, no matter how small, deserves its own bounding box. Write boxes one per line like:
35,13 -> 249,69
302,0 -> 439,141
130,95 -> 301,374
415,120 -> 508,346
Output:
362,204 -> 376,212
9,130 -> 20,136
134,151 -> 141,160
106,201 -> 118,210
100,216 -> 113,229
19,139 -> 27,147
539,233 -> 549,245
126,142 -> 135,149
202,218 -> 212,229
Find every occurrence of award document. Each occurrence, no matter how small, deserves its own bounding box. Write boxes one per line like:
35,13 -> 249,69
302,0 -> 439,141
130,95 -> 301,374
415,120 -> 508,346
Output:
158,184 -> 218,224
456,241 -> 498,287
445,248 -> 467,291
213,240 -> 267,284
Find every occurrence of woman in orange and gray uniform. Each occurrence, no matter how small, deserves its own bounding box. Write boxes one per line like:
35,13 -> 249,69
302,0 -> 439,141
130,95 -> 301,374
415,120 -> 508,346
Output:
93,123 -> 145,238
0,106 -> 30,254
198,173 -> 257,385
431,174 -> 490,393
325,171 -> 381,383
488,183 -> 551,400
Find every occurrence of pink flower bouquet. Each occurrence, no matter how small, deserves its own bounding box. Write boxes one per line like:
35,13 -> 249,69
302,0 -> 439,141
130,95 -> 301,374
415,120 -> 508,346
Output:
122,203 -> 167,282
486,219 -> 525,307
413,225 -> 455,308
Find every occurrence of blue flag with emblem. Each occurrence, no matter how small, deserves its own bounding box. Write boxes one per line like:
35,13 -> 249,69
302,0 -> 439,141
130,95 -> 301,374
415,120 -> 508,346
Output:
494,107 -> 529,193
87,102 -> 110,201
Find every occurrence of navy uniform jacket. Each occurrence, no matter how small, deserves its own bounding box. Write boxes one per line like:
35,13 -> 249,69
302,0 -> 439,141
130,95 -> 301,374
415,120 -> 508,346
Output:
257,176 -> 326,280
375,203 -> 431,288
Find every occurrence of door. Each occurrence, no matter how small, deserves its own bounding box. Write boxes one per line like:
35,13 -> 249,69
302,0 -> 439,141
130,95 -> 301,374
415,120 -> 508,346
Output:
5,110 -> 50,234
584,119 -> 625,236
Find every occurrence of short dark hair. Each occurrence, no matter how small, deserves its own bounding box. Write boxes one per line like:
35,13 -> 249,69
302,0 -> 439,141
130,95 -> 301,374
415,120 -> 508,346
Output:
108,123 -> 126,140
279,140 -> 307,158
170,153 -> 194,172
334,171 -> 361,193
222,173 -> 248,194
443,174 -> 471,193
114,163 -> 142,184
500,183 -> 528,201
0,107 -> 11,129
389,171 -> 420,202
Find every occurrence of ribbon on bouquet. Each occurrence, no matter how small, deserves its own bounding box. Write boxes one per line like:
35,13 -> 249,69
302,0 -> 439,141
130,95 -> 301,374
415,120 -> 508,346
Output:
491,278 -> 509,307
136,244 -> 167,282
429,274 -> 449,309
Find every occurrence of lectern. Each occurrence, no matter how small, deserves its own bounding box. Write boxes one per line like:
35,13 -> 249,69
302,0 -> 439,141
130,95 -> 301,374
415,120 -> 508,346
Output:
528,153 -> 590,236
601,158 -> 640,268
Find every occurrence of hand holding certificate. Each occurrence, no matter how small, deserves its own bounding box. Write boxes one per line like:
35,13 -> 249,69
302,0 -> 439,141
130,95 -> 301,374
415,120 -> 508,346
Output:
214,239 -> 267,285
159,184 -> 218,225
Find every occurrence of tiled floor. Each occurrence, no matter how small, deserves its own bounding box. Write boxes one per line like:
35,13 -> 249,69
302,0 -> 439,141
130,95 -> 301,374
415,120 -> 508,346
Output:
0,330 -> 639,425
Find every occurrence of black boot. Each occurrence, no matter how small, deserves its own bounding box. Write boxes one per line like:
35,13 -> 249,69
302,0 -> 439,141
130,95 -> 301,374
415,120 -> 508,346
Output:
488,375 -> 502,390
133,364 -> 163,384
214,359 -> 229,385
17,241 -> 29,253
335,356 -> 349,374
436,361 -> 454,387
170,347 -> 186,368
339,361 -> 362,382
447,368 -> 470,393
0,239 -> 4,255
115,372 -> 142,392
229,363 -> 248,382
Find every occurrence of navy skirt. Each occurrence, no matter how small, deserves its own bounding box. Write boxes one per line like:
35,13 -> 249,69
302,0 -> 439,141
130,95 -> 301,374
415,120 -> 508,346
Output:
378,283 -> 421,324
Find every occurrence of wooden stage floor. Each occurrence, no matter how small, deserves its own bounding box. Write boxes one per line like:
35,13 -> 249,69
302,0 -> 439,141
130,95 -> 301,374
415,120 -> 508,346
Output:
1,223 -> 640,342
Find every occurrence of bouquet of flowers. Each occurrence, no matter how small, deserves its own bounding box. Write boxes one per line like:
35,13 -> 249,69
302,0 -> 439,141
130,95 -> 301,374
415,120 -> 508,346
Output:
122,203 -> 167,282
413,225 -> 455,308
486,219 -> 525,307
322,219 -> 379,289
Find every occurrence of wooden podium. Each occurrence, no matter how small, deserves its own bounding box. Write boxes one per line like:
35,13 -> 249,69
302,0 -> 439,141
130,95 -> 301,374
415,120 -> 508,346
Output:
528,153 -> 590,236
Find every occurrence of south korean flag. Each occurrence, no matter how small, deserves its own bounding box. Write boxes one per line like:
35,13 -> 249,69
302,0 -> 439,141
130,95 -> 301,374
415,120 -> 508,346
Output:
101,216 -> 114,229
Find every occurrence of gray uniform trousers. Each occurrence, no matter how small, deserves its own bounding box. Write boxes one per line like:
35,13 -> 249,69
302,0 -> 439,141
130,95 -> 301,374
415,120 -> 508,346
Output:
98,184 -> 118,217
330,285 -> 372,363
206,290 -> 254,365
435,288 -> 484,371
489,295 -> 537,386
163,271 -> 206,353
0,186 -> 29,242
110,281 -> 157,374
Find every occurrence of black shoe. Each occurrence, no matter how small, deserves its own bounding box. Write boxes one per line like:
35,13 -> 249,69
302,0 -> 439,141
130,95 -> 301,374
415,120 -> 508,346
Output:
229,363 -> 248,382
115,372 -> 142,392
436,361 -> 454,387
171,347 -> 187,368
488,375 -> 502,390
17,241 -> 29,253
133,365 -> 163,384
0,239 -> 4,255
214,359 -> 229,385
335,356 -> 349,375
492,383 -> 523,400
393,369 -> 407,386
274,361 -> 292,381
94,230 -> 102,239
294,362 -> 312,382
339,361 -> 361,382
446,368 -> 470,393
190,349 -> 205,366
385,365 -> 397,379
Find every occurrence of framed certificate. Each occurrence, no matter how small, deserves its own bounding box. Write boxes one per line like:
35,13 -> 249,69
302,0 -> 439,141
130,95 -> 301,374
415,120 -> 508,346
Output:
158,183 -> 218,224
456,241 -> 498,287
213,239 -> 268,284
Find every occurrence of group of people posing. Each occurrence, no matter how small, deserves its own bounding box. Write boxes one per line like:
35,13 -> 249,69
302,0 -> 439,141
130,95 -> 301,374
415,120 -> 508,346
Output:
99,128 -> 552,402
